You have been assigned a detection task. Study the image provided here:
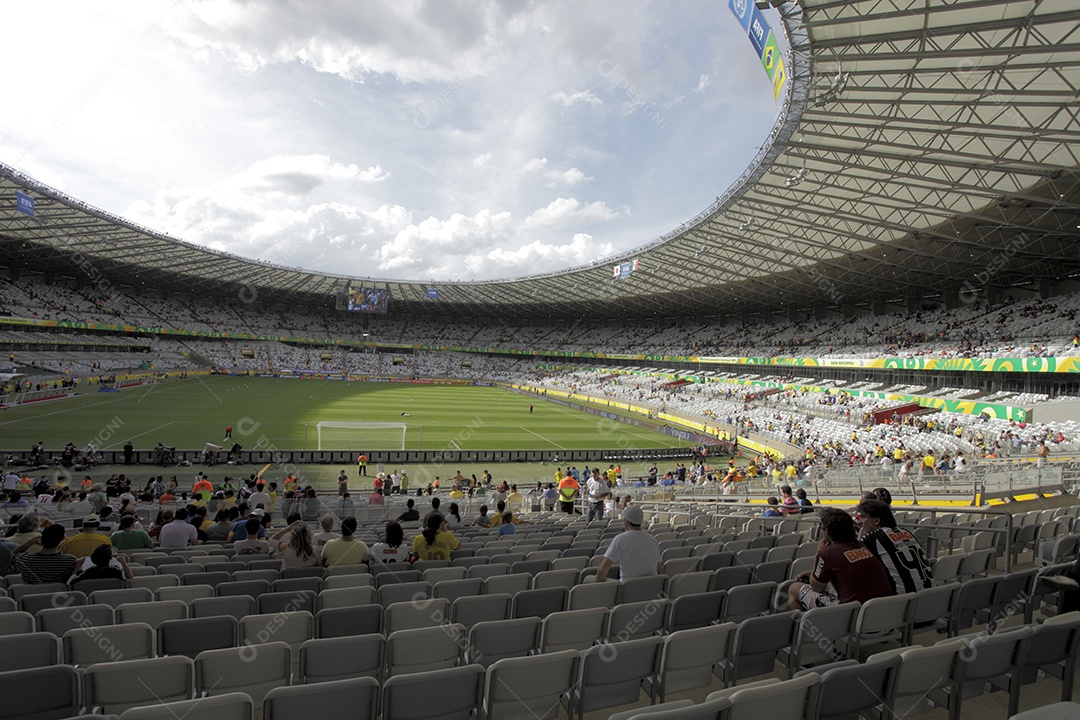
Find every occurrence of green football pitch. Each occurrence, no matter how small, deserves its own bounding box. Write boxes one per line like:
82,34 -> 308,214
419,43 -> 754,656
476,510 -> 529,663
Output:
0,376 -> 687,452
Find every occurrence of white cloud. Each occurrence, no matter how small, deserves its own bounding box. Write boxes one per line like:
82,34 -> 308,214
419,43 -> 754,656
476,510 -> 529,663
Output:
1,0 -> 783,282
552,89 -> 603,107
522,157 -> 548,174
694,74 -> 710,92
523,197 -> 620,230
523,158 -> 591,186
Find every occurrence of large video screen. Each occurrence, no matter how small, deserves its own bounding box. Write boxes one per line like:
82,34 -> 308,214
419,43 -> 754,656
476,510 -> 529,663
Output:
345,287 -> 389,314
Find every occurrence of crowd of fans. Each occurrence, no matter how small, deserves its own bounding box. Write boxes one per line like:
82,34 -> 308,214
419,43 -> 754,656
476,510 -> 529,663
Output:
5,275 -> 1080,361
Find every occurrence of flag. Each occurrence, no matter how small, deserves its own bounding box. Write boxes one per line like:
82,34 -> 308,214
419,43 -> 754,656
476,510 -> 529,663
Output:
15,191 -> 34,217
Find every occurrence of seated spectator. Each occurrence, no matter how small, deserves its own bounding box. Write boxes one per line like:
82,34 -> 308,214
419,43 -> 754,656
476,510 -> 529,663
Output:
473,504 -> 493,528
312,515 -> 340,548
70,544 -> 132,587
795,488 -> 815,513
398,498 -> 420,522
97,506 -> 117,533
109,514 -> 154,552
59,515 -> 112,559
233,518 -> 270,555
158,507 -> 199,549
856,499 -> 933,593
445,503 -> 462,530
205,511 -> 235,539
272,521 -> 321,569
13,523 -> 76,583
788,508 -> 894,610
497,513 -> 517,536
371,521 -> 410,564
322,517 -> 372,567
594,506 -> 662,582
2,491 -> 28,512
66,492 -> 91,516
412,513 -> 460,561
6,514 -> 42,552
762,497 -> 783,518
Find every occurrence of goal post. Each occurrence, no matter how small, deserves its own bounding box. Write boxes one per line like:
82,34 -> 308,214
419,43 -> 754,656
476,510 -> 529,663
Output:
316,421 -> 408,451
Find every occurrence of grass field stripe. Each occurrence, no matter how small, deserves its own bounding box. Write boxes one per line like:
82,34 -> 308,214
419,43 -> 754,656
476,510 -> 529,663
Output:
100,421 -> 175,450
519,426 -> 567,450
0,392 -> 135,427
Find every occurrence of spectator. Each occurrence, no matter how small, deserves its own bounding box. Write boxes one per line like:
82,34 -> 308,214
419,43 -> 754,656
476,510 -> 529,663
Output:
371,521 -> 410,564
233,518 -> 270,555
312,515 -> 340,548
763,497 -> 783,518
6,514 -> 42,551
158,507 -> 199,549
795,488 -> 815,513
788,508 -> 894,610
272,521 -> 321,569
65,492 -> 91,516
302,489 -> 320,522
205,511 -> 235,539
497,513 -> 517,536
70,544 -> 132,587
398,499 -> 420,522
473,504 -> 493,528
856,499 -> 933,593
13,524 -> 76,584
59,515 -> 112,559
2,491 -> 28,512
109,514 -> 154,552
445,503 -> 462,529
594,506 -> 662,582
322,517 -> 372,567
248,482 -> 271,511
412,513 -> 460,561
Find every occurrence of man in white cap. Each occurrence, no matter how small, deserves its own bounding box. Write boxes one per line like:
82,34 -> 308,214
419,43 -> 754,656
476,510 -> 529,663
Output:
593,505 -> 662,582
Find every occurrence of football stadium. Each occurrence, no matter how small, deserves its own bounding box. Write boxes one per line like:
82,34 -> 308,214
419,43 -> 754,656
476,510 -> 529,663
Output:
2,1 -> 1080,719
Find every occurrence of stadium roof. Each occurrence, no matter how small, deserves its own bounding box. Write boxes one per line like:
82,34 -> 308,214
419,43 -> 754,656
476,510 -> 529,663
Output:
1,0 -> 1079,320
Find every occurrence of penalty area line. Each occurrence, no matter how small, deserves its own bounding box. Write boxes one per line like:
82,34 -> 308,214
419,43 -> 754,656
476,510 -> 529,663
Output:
519,426 -> 567,450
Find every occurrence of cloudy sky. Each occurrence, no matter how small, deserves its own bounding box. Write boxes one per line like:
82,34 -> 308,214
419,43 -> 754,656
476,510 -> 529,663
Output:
3,0 -> 784,281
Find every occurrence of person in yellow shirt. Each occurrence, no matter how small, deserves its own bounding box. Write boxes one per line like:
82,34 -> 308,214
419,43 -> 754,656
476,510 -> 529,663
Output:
922,453 -> 937,475
448,487 -> 464,500
412,514 -> 460,561
785,463 -> 798,479
553,468 -> 563,484
59,515 -> 112,559
892,447 -> 904,462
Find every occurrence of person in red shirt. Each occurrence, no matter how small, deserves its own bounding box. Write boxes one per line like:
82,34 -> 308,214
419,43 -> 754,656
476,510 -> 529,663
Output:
788,507 -> 894,610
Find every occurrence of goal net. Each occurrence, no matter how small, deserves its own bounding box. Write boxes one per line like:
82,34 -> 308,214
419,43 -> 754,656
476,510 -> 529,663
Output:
316,422 -> 408,451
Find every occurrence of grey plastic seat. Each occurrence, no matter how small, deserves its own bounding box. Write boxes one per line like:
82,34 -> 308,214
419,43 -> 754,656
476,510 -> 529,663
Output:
648,623 -> 736,703
386,625 -> 466,677
606,599 -> 669,641
63,622 -> 155,665
384,598 -> 451,633
539,608 -> 608,654
0,664 -> 81,720
563,635 -> 664,720
265,677 -> 378,720
383,664 -> 485,720
83,655 -> 195,714
467,616 -> 541,667
451,593 -> 512,630
315,604 -> 383,638
37,603 -> 114,637
512,586 -> 568,619
196,641 -> 291,706
781,602 -> 859,675
481,650 -> 579,720
299,634 -> 385,684
666,591 -> 726,634
158,615 -> 239,658
0,631 -> 61,671
190,595 -> 255,621
117,691 -> 253,720
717,610 -> 798,687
